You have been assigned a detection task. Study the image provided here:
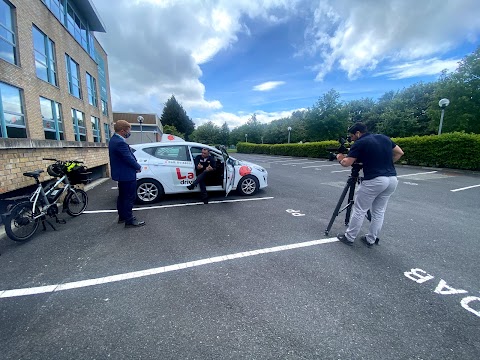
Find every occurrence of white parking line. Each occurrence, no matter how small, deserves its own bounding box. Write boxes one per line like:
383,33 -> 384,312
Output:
397,171 -> 438,177
282,161 -> 326,166
332,170 -> 351,173
0,237 -> 339,299
268,159 -> 305,163
302,164 -> 337,168
450,184 -> 480,192
83,196 -> 275,214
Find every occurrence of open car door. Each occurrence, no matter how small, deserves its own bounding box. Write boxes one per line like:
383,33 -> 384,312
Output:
220,146 -> 235,196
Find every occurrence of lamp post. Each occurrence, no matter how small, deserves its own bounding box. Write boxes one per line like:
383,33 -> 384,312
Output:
287,126 -> 292,143
438,98 -> 450,135
137,115 -> 144,143
245,133 -> 248,143
261,136 -> 264,144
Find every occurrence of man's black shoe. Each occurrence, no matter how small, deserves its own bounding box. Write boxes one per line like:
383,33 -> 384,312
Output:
187,184 -> 195,190
125,219 -> 145,228
118,218 -> 126,224
375,237 -> 380,245
203,199 -> 209,204
360,236 -> 374,248
337,233 -> 353,246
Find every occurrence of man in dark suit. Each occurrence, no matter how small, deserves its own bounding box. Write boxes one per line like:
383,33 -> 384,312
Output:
187,148 -> 216,204
109,120 -> 145,228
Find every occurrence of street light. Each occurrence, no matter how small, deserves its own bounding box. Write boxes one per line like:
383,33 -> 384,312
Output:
438,98 -> 450,135
287,126 -> 292,143
137,115 -> 144,143
245,133 -> 248,143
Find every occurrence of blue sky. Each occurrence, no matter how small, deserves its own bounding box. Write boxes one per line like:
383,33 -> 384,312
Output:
94,0 -> 480,129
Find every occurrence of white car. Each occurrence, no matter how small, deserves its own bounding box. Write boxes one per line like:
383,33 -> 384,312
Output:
130,141 -> 268,203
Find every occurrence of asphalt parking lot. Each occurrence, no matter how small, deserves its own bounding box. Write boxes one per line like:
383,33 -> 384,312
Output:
1,154 -> 479,359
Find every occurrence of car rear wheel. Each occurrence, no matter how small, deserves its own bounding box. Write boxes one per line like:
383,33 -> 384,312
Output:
136,179 -> 164,204
237,175 -> 259,196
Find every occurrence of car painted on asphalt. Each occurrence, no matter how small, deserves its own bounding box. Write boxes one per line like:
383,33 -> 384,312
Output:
130,141 -> 268,203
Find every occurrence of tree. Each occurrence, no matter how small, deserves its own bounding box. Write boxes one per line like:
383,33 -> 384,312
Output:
430,47 -> 480,134
304,89 -> 349,141
162,124 -> 184,138
160,95 -> 195,139
190,122 -> 221,144
244,114 -> 263,143
220,122 -> 230,146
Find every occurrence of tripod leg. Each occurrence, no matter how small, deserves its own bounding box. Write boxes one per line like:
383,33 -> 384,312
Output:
344,179 -> 357,226
325,181 -> 352,236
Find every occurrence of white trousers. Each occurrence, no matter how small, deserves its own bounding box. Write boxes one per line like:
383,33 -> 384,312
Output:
345,176 -> 398,244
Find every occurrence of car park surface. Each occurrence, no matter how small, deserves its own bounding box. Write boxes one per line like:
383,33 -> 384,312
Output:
0,154 -> 479,359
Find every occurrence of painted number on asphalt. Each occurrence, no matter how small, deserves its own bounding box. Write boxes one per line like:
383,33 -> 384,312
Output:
286,209 -> 305,217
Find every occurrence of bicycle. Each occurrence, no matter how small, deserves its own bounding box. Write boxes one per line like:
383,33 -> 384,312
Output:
3,158 -> 90,242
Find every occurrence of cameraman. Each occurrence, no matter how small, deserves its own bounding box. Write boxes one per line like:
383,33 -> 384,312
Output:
336,123 -> 404,247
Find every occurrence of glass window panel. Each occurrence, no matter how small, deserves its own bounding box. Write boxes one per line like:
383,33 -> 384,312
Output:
6,126 -> 26,138
0,40 -> 14,63
43,119 -> 56,131
1,85 -> 22,113
40,97 -> 53,119
32,27 -> 45,52
4,113 -> 25,126
0,0 -> 15,64
55,103 -> 63,131
35,60 -> 49,82
0,1 -> 13,28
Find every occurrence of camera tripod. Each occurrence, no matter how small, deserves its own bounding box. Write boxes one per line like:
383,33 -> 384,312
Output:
324,163 -> 371,236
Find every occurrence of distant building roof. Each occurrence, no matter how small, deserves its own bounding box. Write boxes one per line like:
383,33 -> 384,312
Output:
113,112 -> 161,126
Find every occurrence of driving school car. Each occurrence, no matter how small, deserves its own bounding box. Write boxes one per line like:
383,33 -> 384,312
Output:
130,141 -> 268,203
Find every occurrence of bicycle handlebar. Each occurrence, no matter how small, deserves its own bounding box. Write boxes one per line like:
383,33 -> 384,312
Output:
43,158 -> 83,163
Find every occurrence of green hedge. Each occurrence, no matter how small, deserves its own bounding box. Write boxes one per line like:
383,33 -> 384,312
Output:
237,132 -> 480,171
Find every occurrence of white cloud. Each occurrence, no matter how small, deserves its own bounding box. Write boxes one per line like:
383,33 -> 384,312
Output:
253,81 -> 286,91
374,58 -> 461,80
92,0 -> 480,127
303,0 -> 480,80
195,108 -> 304,129
94,0 -> 299,114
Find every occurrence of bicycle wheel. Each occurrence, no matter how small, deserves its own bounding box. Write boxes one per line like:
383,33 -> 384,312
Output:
65,189 -> 88,216
5,201 -> 41,242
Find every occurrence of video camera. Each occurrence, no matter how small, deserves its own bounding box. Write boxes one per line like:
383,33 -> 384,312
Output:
327,137 -> 351,161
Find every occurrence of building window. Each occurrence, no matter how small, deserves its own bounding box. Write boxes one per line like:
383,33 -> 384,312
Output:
42,0 -> 97,60
101,99 -> 108,116
41,0 -> 64,23
32,26 -> 57,86
71,108 -> 86,141
104,123 -> 110,143
0,82 -> 26,138
91,116 -> 100,142
0,0 -> 17,65
40,97 -> 63,140
86,72 -> 98,107
65,54 -> 81,98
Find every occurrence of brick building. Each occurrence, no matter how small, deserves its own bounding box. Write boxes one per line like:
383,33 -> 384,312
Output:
0,0 -> 113,203
112,112 -> 164,145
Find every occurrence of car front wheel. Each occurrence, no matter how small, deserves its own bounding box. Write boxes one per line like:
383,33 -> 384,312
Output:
136,179 -> 164,204
237,175 -> 259,196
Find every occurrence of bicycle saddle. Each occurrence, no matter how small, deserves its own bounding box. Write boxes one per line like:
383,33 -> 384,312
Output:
23,170 -> 44,178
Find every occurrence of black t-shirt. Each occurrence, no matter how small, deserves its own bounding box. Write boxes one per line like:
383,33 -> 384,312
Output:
194,155 -> 216,175
347,133 -> 397,180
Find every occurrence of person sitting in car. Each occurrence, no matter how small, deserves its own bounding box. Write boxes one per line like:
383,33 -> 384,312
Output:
187,148 -> 216,204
